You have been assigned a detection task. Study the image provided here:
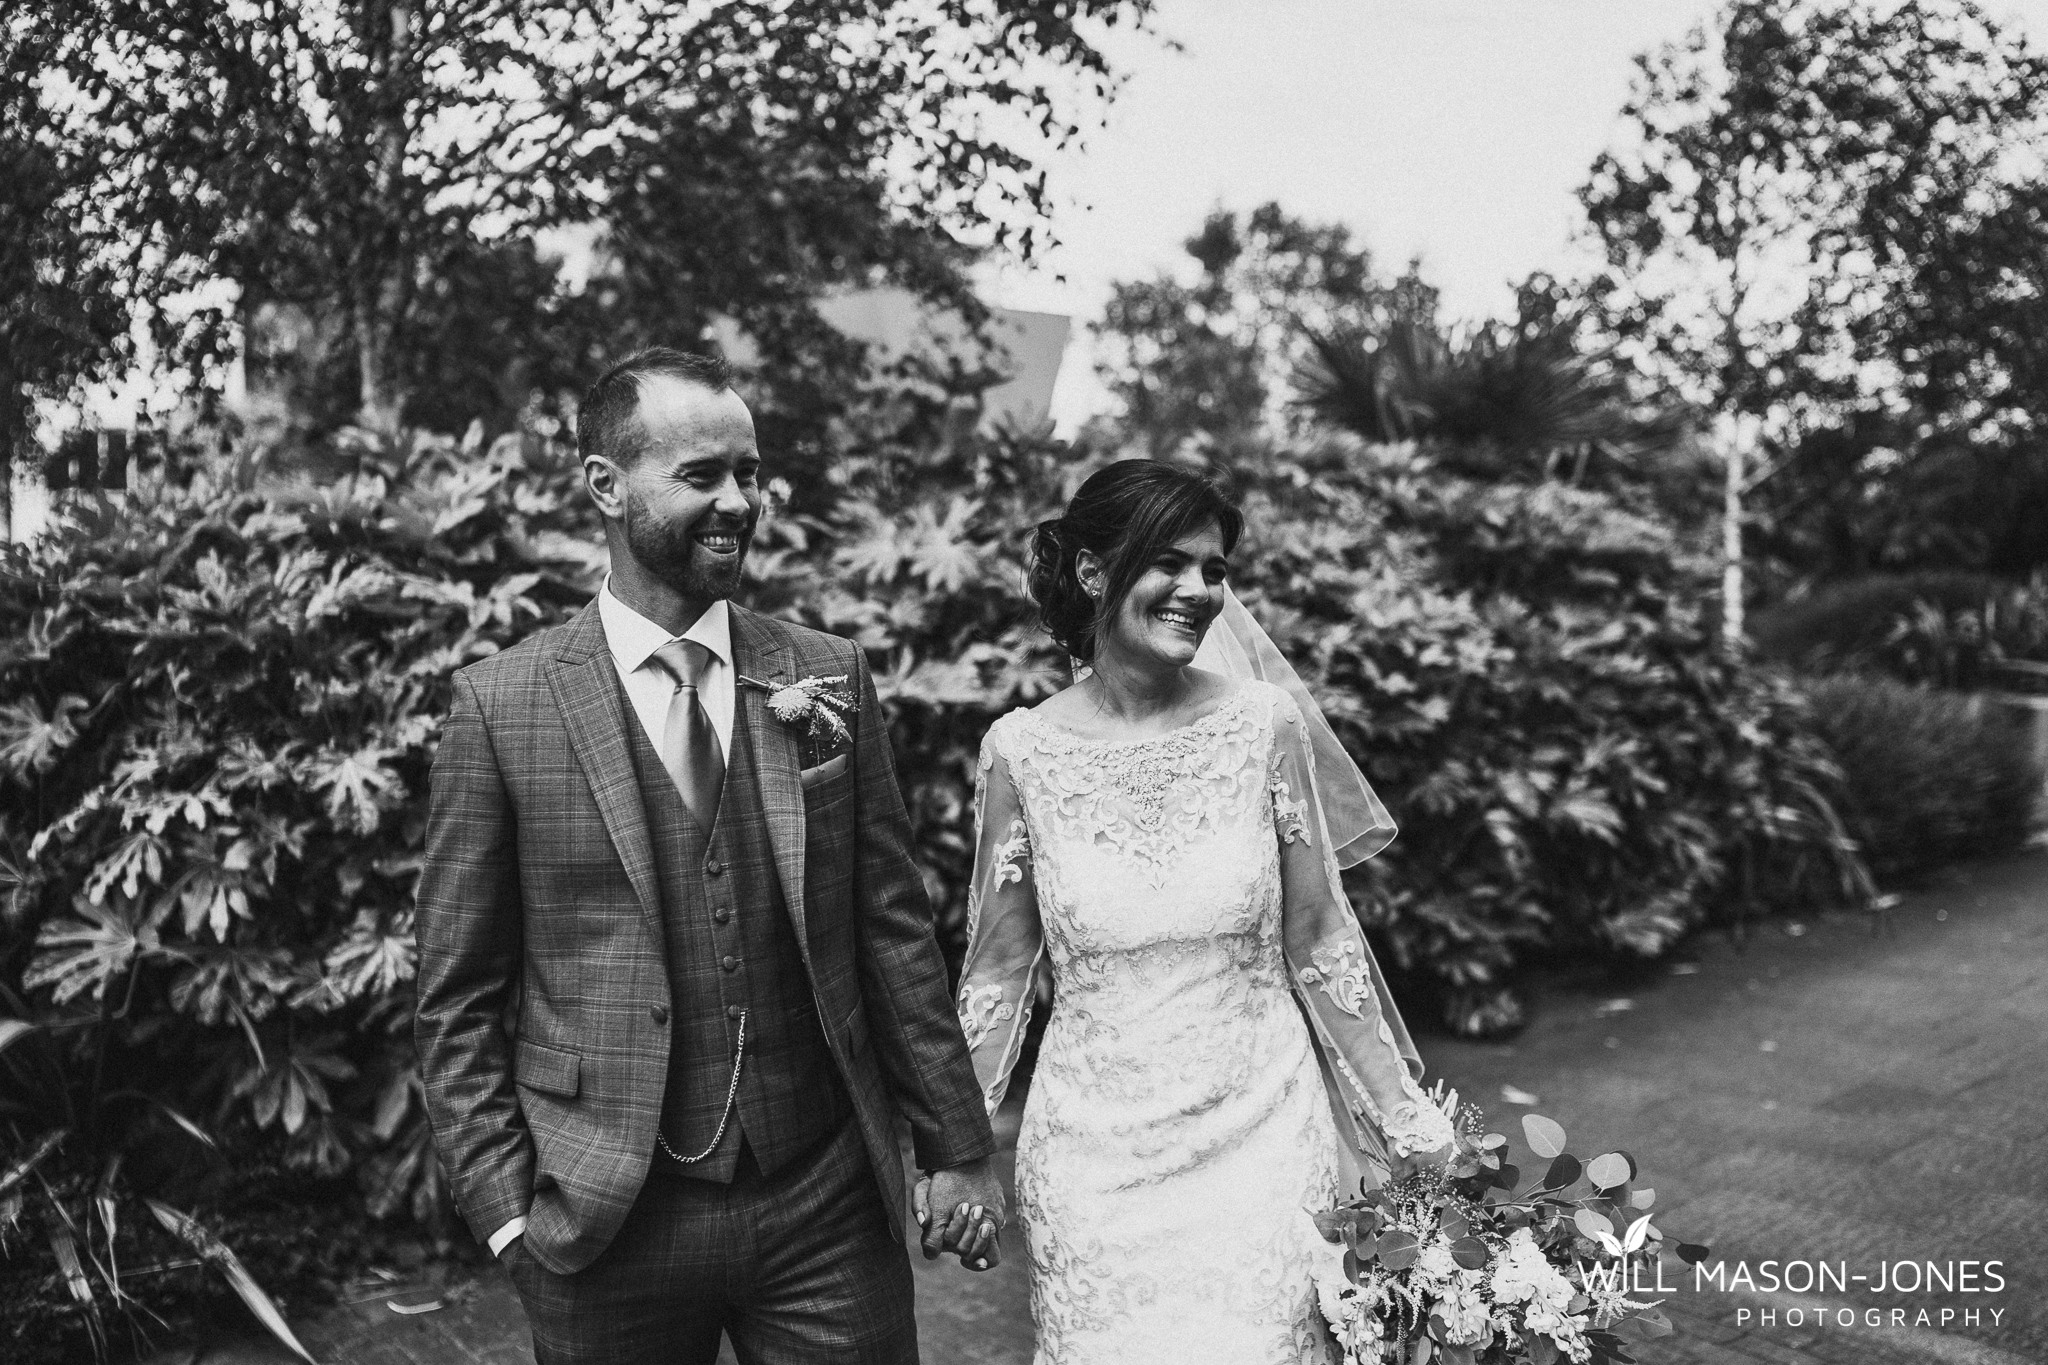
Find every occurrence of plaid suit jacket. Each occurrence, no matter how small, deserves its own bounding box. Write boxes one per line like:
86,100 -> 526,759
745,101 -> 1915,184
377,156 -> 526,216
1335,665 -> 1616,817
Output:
414,601 -> 995,1273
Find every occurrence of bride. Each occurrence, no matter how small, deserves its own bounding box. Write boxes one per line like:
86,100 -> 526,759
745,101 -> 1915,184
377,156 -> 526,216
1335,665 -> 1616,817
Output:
947,460 -> 1457,1364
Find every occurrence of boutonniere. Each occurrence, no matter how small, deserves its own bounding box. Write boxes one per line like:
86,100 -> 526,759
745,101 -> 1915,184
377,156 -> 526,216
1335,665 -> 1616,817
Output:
739,673 -> 855,745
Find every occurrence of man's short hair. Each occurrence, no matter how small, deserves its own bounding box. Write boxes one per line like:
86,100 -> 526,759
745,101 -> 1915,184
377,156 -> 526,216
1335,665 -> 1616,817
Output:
577,347 -> 734,468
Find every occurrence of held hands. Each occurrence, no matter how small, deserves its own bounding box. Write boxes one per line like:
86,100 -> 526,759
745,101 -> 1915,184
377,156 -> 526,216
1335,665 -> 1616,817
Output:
914,1157 -> 1007,1271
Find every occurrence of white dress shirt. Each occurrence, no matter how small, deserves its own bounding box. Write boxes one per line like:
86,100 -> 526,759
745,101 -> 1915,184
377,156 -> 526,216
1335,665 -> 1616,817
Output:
597,580 -> 735,761
486,582 -> 736,1259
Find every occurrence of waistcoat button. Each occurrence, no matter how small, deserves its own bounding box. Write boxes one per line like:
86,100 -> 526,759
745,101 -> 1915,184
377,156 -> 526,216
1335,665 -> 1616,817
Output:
721,955 -> 739,972
713,907 -> 731,924
650,1004 -> 669,1025
726,1005 -> 743,1020
705,859 -> 722,876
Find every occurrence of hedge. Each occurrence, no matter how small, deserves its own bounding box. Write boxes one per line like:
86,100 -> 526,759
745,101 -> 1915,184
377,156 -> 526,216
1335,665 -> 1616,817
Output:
1801,675 -> 2045,884
1750,571 -> 2048,689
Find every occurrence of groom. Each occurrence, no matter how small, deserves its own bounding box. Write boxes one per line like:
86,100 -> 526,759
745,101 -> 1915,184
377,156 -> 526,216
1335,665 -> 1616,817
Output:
415,348 -> 1003,1364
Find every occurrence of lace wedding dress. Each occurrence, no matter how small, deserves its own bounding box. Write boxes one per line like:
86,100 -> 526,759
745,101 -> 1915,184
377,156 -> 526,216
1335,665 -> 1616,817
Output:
956,678 -> 1455,1365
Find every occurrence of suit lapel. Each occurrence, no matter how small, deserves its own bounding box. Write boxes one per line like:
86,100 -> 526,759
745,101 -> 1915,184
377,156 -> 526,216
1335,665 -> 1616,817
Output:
543,603 -> 663,941
729,604 -> 811,970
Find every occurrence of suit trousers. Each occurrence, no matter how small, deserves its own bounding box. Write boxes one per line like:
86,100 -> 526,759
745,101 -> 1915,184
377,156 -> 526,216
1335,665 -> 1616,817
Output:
505,1118 -> 916,1365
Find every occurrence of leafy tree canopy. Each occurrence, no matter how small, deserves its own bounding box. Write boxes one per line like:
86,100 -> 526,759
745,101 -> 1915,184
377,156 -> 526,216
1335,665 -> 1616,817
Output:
1580,0 -> 2048,583
3,0 -> 1153,434
1090,202 -> 1437,458
1583,0 -> 2048,430
0,48 -> 125,512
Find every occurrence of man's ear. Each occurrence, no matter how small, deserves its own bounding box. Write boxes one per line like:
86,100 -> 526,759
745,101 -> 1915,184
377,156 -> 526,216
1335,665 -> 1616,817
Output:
583,453 -> 626,520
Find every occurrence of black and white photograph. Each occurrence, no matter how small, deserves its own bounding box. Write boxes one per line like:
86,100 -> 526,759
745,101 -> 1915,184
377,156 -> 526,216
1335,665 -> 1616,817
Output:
2,3 -> 2044,1364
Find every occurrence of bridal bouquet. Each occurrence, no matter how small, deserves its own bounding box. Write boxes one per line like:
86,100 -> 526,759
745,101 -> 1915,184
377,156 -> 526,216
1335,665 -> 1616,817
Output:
1308,1088 -> 1708,1365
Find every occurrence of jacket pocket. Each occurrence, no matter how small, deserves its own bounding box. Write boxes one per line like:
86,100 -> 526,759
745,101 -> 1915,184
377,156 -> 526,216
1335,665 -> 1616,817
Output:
514,1037 -> 581,1099
843,1002 -> 871,1057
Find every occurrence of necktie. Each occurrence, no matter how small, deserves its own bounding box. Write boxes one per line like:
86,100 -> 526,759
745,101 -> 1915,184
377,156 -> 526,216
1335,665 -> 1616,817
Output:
650,639 -> 725,831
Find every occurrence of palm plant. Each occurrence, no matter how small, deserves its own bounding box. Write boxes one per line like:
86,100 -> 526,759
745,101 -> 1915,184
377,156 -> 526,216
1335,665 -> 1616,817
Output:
1294,314 -> 1688,486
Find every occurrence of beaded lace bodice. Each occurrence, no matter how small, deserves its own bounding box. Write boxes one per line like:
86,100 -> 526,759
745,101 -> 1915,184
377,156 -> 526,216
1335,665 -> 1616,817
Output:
958,680 -> 1450,1160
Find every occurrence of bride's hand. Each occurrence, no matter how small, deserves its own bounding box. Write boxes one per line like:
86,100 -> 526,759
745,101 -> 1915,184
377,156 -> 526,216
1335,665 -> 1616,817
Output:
916,1159 -> 1008,1270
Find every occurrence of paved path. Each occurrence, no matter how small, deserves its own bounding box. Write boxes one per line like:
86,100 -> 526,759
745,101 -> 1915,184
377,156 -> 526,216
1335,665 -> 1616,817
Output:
170,850 -> 2047,1365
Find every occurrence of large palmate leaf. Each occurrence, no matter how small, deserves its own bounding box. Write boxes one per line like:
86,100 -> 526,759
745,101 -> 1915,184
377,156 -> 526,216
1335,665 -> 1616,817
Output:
83,831 -> 170,905
0,695 -> 89,777
903,499 -> 982,592
168,946 -> 297,1025
234,1035 -> 358,1135
25,897 -> 168,1004
312,914 -> 416,1004
303,746 -> 403,837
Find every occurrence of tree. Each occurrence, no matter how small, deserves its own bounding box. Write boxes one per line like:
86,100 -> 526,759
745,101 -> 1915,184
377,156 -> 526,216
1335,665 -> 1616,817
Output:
1581,0 -> 2048,597
0,31 -> 126,536
8,0 -> 1151,434
1092,203 -> 1436,458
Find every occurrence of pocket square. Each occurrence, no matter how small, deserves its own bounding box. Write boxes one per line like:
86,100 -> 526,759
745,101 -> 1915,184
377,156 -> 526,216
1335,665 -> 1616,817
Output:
799,752 -> 850,790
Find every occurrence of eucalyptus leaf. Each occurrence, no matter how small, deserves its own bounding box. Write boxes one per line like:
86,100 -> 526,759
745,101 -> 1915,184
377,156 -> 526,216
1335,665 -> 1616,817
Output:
1586,1152 -> 1631,1190
1449,1235 -> 1490,1270
1611,1308 -> 1674,1342
1376,1229 -> 1420,1271
1522,1114 -> 1568,1158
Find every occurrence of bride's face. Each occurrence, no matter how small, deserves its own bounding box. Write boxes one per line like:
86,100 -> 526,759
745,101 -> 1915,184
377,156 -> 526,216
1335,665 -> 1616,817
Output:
1094,521 -> 1230,670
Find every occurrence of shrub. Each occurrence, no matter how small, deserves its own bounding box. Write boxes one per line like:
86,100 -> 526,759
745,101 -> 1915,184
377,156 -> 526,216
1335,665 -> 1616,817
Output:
1217,438 -> 1871,1034
765,420 -> 1874,1035
1800,676 -> 2045,883
1,424 -> 602,1354
1749,571 -> 2048,688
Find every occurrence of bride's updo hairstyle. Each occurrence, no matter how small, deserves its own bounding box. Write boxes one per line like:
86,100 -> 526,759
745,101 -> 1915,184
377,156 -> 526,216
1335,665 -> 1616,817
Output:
1029,459 -> 1244,662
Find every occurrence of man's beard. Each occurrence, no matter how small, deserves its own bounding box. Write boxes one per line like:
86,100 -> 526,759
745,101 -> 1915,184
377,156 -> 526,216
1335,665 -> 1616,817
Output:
621,492 -> 754,601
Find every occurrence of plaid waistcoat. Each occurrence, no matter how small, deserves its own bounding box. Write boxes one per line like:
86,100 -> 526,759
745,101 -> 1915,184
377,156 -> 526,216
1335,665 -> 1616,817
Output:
624,700 -> 851,1182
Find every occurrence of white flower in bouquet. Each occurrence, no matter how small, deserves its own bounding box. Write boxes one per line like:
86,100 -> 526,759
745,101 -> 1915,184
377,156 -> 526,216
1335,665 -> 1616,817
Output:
1316,1273 -> 1388,1361
1486,1229 -> 1593,1361
1414,1237 -> 1460,1284
1303,1215 -> 1391,1363
1523,1300 -> 1594,1364
1486,1228 -> 1554,1304
1435,1279 -> 1494,1348
1328,1295 -> 1387,1360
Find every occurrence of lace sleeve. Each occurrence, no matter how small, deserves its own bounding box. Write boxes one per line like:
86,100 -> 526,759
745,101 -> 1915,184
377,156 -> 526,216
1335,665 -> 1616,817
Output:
955,727 -> 1045,1118
1269,694 -> 1454,1164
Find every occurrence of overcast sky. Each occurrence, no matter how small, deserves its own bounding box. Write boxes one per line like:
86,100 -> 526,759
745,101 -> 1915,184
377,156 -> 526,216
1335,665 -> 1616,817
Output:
984,0 -> 2048,430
